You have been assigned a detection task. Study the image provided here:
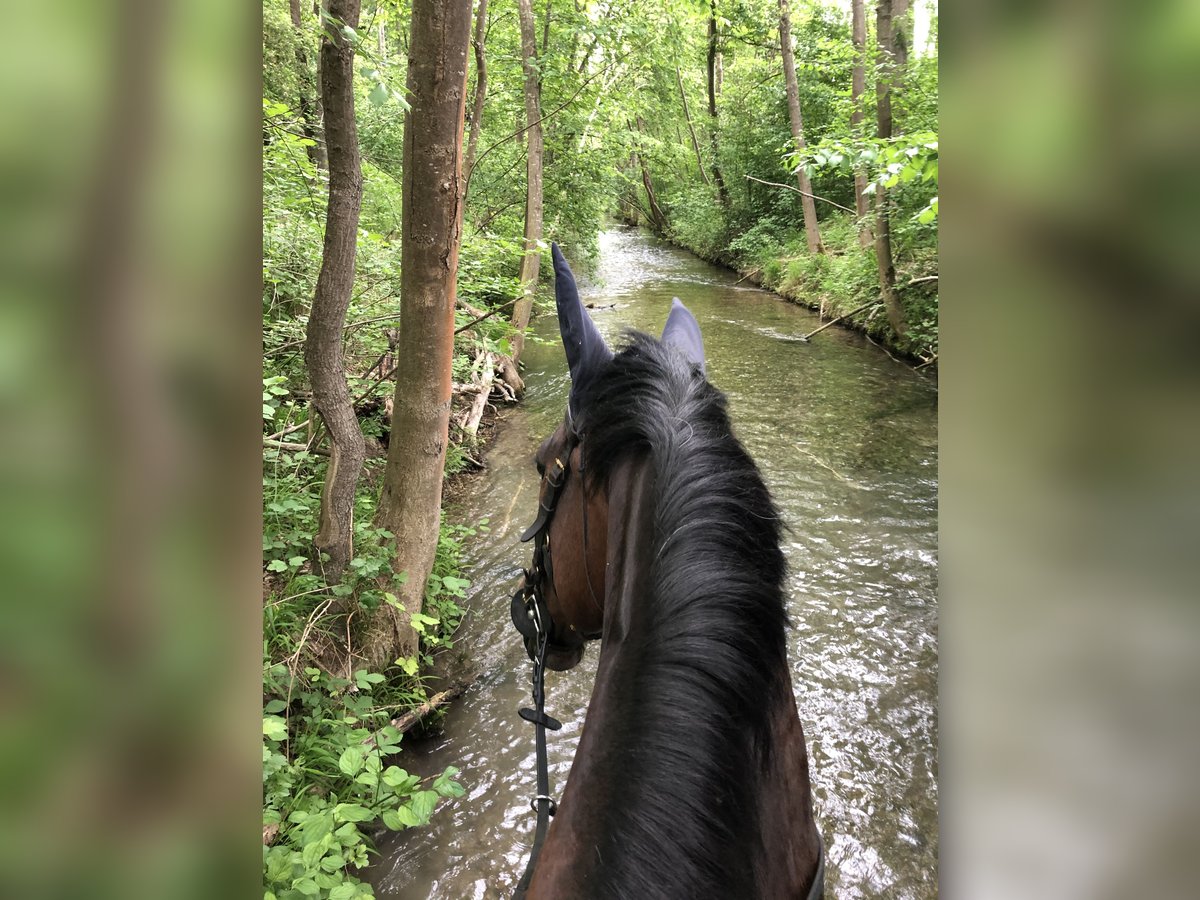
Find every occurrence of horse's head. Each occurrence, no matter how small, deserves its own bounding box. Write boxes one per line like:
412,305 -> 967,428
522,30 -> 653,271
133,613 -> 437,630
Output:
510,243 -> 705,672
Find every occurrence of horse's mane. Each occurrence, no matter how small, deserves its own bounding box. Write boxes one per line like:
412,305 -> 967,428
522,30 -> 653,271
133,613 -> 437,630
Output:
574,331 -> 790,898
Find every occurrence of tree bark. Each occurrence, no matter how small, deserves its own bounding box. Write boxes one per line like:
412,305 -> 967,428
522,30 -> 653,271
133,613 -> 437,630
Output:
372,0 -> 473,667
778,0 -> 822,254
311,1 -> 330,170
851,0 -> 871,246
289,0 -> 326,169
304,0 -> 365,579
463,0 -> 489,198
634,117 -> 667,232
706,0 -> 729,206
874,0 -> 906,337
675,67 -> 710,184
510,0 -> 544,363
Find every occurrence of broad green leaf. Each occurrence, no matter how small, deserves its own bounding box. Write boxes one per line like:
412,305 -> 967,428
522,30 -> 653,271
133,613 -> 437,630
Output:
338,747 -> 365,776
263,716 -> 288,741
266,560 -> 287,573
330,885 -> 358,900
369,83 -> 389,107
333,803 -> 375,823
408,790 -> 438,825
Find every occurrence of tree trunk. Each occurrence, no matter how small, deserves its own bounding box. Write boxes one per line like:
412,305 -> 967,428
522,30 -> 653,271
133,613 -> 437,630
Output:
304,0 -> 365,579
372,0 -> 473,667
311,1 -> 330,170
778,0 -> 822,254
377,20 -> 386,57
874,0 -> 906,337
289,0 -> 325,169
463,0 -> 489,198
510,0 -> 544,364
706,0 -> 729,206
634,117 -> 667,232
851,0 -> 871,246
675,67 -> 710,184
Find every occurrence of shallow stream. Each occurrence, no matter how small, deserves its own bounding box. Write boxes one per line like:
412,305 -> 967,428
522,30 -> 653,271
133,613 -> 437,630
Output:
369,228 -> 938,899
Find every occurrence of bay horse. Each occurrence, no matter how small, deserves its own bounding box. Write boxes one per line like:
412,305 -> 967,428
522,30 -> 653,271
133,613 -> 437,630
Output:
510,243 -> 824,899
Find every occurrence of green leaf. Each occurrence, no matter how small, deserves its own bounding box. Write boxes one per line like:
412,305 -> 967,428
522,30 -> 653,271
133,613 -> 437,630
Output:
293,878 -> 319,896
288,556 -> 307,568
266,560 -> 288,573
263,716 -> 288,741
338,747 -> 365,776
408,790 -> 438,825
381,809 -> 404,830
330,885 -> 358,900
340,25 -> 358,43
368,83 -> 389,107
264,699 -> 287,714
333,803 -> 375,823
301,840 -> 324,871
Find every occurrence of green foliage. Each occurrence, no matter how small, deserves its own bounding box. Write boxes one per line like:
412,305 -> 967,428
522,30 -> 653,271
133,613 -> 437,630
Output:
263,655 -> 464,900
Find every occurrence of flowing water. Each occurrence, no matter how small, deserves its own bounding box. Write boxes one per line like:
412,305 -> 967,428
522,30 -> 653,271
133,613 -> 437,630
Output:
369,229 -> 938,899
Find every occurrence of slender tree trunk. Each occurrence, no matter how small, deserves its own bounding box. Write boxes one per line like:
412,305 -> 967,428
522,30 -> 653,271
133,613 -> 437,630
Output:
675,67 -> 710,184
874,0 -> 906,337
463,0 -> 489,198
510,0 -> 544,363
634,117 -> 667,232
851,0 -> 871,246
372,0 -> 474,667
311,1 -> 330,170
289,0 -> 325,169
707,0 -> 729,206
304,0 -> 365,579
377,19 -> 386,57
778,0 -> 822,254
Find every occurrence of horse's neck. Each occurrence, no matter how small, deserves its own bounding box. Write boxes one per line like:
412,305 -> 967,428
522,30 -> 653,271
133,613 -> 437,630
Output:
528,455 -> 821,899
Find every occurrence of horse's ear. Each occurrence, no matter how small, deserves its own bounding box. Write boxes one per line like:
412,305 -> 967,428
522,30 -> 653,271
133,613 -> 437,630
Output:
661,298 -> 706,374
552,242 -> 612,407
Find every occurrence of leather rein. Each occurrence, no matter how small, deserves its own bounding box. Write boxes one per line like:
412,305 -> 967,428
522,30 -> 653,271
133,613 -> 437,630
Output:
509,420 -> 581,899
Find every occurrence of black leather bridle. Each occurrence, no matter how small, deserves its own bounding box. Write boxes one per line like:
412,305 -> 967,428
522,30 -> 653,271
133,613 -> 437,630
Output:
509,420 -> 580,899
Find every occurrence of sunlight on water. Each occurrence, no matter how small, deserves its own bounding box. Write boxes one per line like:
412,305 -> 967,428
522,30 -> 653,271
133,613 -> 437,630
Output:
369,229 -> 938,899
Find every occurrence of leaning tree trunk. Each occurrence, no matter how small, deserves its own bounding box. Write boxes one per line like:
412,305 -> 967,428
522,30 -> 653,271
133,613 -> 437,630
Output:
676,67 -> 710,185
706,0 -> 729,207
634,117 -> 668,232
873,0 -> 907,337
779,0 -> 822,254
304,0 -> 365,580
851,0 -> 871,246
463,0 -> 489,200
371,0 -> 474,669
289,0 -> 326,169
509,0 -> 544,364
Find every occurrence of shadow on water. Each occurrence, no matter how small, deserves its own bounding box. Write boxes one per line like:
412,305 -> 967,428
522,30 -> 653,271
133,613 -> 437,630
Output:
368,228 -> 938,899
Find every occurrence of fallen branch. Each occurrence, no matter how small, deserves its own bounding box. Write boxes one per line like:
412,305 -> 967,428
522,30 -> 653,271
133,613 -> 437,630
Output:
264,438 -> 329,456
455,297 -> 521,335
361,682 -> 473,750
906,274 -> 939,287
744,174 -> 855,214
734,267 -> 762,285
801,300 -> 882,340
915,354 -> 938,370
